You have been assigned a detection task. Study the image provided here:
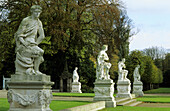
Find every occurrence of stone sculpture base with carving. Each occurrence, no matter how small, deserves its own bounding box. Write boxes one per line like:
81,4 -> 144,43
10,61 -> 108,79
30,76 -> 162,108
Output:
133,81 -> 144,97
7,74 -> 54,111
71,82 -> 82,93
116,80 -> 132,99
93,79 -> 116,108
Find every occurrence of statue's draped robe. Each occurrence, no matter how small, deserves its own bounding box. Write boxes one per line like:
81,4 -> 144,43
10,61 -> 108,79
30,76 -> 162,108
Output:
96,51 -> 111,80
15,16 -> 44,74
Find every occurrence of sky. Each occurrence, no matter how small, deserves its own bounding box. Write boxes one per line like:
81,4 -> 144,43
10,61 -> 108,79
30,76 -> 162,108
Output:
122,0 -> 170,51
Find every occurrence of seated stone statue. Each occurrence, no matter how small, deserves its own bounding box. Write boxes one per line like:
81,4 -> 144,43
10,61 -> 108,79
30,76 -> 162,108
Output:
96,45 -> 111,80
118,58 -> 129,81
14,5 -> 45,75
73,67 -> 79,83
133,65 -> 141,82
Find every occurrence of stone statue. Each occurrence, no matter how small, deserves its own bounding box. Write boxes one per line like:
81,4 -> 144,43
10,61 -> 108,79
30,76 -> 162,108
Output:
15,5 -> 45,75
96,45 -> 111,80
132,65 -> 144,97
118,58 -> 129,81
73,67 -> 79,83
133,65 -> 141,82
71,67 -> 82,93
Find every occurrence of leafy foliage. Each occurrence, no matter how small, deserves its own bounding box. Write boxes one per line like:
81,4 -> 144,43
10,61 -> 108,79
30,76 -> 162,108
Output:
126,50 -> 163,90
0,0 -> 135,91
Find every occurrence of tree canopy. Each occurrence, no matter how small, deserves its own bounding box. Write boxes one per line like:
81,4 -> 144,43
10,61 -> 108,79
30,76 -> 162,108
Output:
0,0 -> 135,91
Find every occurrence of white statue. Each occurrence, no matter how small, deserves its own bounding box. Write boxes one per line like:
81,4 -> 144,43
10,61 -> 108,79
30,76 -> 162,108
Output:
73,67 -> 79,83
15,5 -> 45,75
118,58 -> 129,81
96,45 -> 111,80
133,65 -> 141,82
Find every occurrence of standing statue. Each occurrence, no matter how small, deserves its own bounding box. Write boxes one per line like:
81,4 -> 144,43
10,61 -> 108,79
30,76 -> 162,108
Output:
73,67 -> 79,83
133,65 -> 141,82
15,5 -> 45,75
96,45 -> 111,80
118,58 -> 129,81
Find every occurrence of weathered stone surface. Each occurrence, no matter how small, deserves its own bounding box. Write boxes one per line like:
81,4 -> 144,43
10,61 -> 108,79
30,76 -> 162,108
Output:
7,74 -> 54,111
96,45 -> 111,80
14,5 -> 45,75
116,80 -> 132,98
133,81 -> 144,97
71,82 -> 82,93
93,80 -> 116,107
133,65 -> 144,97
8,5 -> 54,111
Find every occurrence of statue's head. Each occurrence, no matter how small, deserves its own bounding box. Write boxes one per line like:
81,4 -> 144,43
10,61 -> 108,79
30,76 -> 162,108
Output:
137,65 -> 140,68
75,67 -> 78,70
30,5 -> 42,18
122,58 -> 125,62
102,45 -> 108,51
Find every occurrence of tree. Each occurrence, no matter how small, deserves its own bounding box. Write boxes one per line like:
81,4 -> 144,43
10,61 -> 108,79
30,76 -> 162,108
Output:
143,46 -> 166,60
161,53 -> 170,87
126,50 -> 145,82
126,50 -> 163,90
143,46 -> 166,70
0,0 -> 135,91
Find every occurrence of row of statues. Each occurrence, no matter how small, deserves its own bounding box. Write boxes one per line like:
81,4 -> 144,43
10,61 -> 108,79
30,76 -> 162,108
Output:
14,5 -> 141,83
96,45 -> 141,82
95,45 -> 143,99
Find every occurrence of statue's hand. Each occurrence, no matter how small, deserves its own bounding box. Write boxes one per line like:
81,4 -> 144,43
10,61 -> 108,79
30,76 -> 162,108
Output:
24,41 -> 29,47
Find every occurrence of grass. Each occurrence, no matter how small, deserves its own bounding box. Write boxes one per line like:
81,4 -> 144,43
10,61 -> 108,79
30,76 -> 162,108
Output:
0,98 -> 91,111
50,100 -> 91,111
100,106 -> 170,111
137,96 -> 170,103
144,88 -> 170,94
52,92 -> 95,97
0,98 -> 9,111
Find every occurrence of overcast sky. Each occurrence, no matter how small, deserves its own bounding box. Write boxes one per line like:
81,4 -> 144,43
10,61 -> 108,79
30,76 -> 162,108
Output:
123,0 -> 170,51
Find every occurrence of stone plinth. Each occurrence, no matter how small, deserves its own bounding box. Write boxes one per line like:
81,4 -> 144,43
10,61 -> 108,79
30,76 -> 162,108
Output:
133,81 -> 144,97
116,80 -> 132,98
93,79 -> 116,107
71,82 -> 82,93
7,74 -> 54,111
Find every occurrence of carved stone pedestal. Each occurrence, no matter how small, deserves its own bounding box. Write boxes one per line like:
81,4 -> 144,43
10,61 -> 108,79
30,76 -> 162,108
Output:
133,81 -> 144,97
7,74 -> 54,111
71,82 -> 82,93
116,80 -> 132,98
93,80 -> 116,107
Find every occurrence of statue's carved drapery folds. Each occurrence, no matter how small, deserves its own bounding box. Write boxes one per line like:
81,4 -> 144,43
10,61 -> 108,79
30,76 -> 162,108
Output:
133,65 -> 141,82
7,5 -> 54,111
133,65 -> 144,97
15,5 -> 45,75
73,67 -> 79,83
118,58 -> 129,81
96,45 -> 111,80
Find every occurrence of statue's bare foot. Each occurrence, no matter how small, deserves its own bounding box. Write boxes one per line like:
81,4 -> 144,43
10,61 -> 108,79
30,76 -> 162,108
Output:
35,70 -> 43,75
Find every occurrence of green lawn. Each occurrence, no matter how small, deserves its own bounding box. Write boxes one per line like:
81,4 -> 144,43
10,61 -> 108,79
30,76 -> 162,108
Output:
100,106 -> 170,111
52,92 -> 95,97
0,98 -> 91,111
144,88 -> 170,94
137,96 -> 170,103
50,100 -> 91,111
0,98 -> 9,111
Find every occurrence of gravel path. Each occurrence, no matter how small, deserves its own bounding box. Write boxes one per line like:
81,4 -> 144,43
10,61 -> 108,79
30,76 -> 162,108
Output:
0,90 -> 7,98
